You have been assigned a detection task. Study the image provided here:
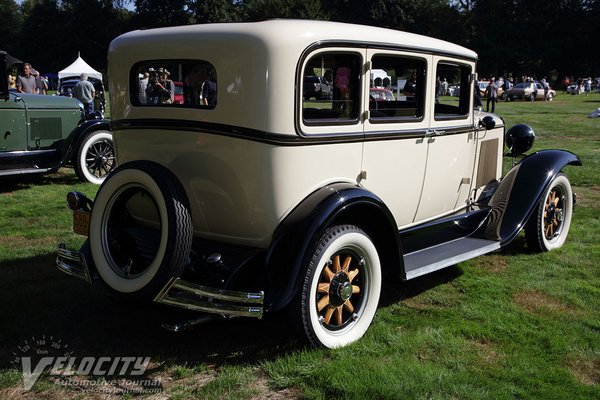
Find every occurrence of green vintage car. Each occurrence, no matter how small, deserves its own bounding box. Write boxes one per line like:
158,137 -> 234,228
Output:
0,51 -> 115,184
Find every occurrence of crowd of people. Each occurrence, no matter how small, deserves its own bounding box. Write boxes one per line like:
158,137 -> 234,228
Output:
561,76 -> 600,95
8,62 -> 49,95
7,62 -> 104,115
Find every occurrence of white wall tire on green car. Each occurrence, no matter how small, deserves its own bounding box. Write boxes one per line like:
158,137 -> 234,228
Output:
301,225 -> 382,348
75,130 -> 116,185
89,161 -> 192,300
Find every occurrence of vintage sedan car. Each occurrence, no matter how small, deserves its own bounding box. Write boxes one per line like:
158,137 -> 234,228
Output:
56,21 -> 580,348
506,82 -> 556,101
0,51 -> 115,184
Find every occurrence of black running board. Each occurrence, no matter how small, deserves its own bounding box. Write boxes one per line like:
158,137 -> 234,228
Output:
403,237 -> 500,280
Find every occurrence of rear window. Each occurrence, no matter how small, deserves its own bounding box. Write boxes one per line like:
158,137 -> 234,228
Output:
131,60 -> 217,109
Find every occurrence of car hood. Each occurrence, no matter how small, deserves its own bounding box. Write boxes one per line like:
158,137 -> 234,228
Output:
7,92 -> 83,110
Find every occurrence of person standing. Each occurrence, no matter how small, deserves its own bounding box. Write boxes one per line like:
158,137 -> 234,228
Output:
33,70 -> 48,95
484,77 -> 498,113
16,63 -> 36,93
73,73 -> 96,114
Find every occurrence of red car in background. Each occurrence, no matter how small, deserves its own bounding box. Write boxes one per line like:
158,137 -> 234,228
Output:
173,81 -> 184,104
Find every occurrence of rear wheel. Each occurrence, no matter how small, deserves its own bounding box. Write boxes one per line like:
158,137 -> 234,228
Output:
298,225 -> 381,348
89,161 -> 192,300
75,130 -> 116,184
529,93 -> 536,102
525,173 -> 573,252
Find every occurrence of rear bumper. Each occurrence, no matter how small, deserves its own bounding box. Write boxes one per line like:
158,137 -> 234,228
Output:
154,277 -> 264,318
56,243 -> 93,284
56,243 -> 264,318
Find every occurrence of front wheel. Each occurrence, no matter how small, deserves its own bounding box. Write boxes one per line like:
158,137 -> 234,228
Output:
75,130 -> 116,184
299,225 -> 381,348
525,173 -> 573,252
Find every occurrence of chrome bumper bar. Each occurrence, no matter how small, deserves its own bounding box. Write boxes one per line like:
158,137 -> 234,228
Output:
56,243 -> 92,284
154,277 -> 264,318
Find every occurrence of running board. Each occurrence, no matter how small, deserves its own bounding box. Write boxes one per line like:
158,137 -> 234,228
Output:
403,237 -> 500,280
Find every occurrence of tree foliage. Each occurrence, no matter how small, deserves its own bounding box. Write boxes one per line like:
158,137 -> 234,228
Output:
1,0 -> 598,81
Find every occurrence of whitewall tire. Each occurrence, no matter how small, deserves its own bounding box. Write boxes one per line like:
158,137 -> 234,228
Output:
89,161 -> 192,300
525,173 -> 573,252
300,225 -> 381,348
75,130 -> 116,184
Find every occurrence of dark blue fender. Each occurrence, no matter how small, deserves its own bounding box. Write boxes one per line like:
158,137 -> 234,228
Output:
481,149 -> 581,245
264,182 -> 402,312
65,119 -> 111,162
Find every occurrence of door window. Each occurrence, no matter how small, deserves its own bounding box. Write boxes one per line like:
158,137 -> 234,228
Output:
434,62 -> 471,120
369,55 -> 426,123
302,52 -> 362,124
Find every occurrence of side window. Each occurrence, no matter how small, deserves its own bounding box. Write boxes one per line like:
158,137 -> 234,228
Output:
131,60 -> 216,109
369,55 -> 426,122
434,62 -> 471,119
302,52 -> 362,124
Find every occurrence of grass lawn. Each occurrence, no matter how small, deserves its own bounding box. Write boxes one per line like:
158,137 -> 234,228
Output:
0,93 -> 598,399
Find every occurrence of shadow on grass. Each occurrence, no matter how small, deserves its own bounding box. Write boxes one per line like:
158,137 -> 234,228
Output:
0,170 -> 81,194
0,253 -> 300,371
1,248 -> 505,370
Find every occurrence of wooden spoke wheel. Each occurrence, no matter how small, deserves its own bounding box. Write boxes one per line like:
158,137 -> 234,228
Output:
316,254 -> 363,329
299,225 -> 381,348
526,173 -> 573,252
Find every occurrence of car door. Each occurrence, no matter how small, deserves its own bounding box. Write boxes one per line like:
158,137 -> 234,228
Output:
361,49 -> 431,228
413,56 -> 477,222
0,94 -> 27,152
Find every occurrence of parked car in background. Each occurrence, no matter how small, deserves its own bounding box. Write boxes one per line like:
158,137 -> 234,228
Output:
478,80 -> 504,98
56,21 -> 580,349
1,51 -> 116,184
506,82 -> 556,101
369,87 -> 395,101
59,77 -> 107,116
173,81 -> 184,104
303,75 -> 332,100
58,78 -> 80,97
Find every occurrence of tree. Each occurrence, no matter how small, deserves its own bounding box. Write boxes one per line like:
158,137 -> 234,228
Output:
134,0 -> 189,28
0,0 -> 23,54
187,0 -> 242,23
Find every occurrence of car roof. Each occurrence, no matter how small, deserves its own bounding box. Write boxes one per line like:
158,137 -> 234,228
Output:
111,20 -> 478,61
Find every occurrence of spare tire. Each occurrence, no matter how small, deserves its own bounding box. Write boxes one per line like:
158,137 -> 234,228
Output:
89,161 -> 193,301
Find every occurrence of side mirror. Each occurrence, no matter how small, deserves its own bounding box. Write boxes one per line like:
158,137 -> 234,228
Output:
479,115 -> 496,130
505,124 -> 535,156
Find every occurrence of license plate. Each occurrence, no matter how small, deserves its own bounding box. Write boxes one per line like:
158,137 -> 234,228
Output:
73,210 -> 90,236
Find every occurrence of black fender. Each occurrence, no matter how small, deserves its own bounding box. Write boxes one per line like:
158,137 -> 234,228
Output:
66,119 -> 111,163
264,182 -> 403,312
481,149 -> 581,245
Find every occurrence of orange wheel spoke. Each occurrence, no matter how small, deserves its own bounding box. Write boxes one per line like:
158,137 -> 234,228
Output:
348,268 -> 359,282
317,295 -> 330,312
333,255 -> 341,273
342,256 -> 351,272
335,306 -> 343,326
352,285 -> 360,294
324,306 -> 335,324
323,266 -> 335,281
343,300 -> 354,313
318,282 -> 330,294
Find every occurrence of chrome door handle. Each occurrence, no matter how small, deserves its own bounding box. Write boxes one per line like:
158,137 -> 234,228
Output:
424,129 -> 445,137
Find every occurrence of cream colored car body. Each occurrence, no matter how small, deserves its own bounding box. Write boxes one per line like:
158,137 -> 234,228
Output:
108,20 -> 504,249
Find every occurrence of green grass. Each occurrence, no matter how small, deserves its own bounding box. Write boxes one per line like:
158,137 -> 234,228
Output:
1,93 -> 599,399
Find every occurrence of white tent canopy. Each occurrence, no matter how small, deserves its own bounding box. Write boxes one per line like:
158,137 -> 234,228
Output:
58,52 -> 102,82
